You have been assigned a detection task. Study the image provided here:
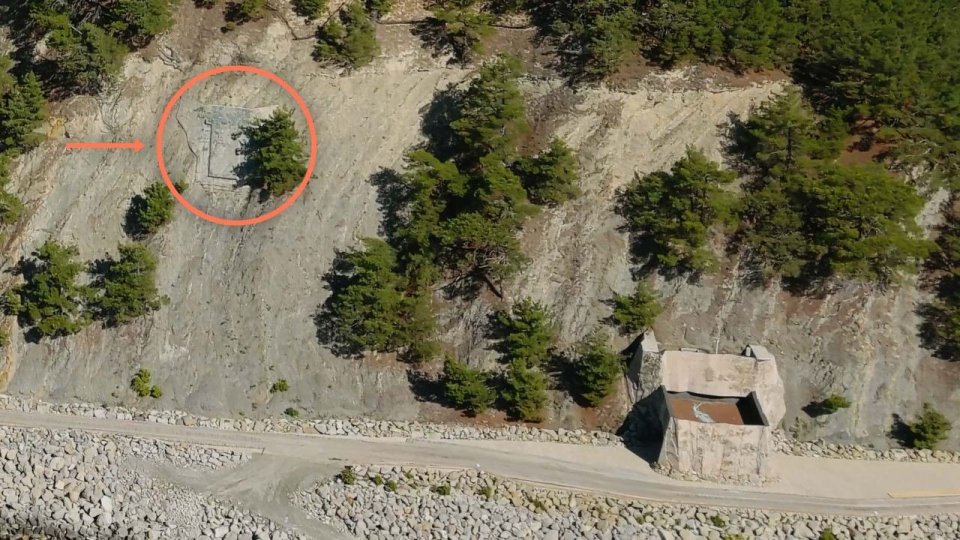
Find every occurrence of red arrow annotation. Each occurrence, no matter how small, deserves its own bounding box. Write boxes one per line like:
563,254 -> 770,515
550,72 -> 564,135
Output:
65,139 -> 145,152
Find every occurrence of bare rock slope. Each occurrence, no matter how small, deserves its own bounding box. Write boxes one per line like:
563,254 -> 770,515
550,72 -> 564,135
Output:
1,11 -> 957,448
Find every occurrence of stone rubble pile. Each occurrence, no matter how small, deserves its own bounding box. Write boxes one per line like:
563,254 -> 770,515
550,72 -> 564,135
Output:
0,426 -> 299,540
295,466 -> 960,540
0,394 -> 621,446
773,430 -> 960,464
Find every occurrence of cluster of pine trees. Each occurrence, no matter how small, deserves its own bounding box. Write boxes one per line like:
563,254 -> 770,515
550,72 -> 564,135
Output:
2,0 -> 178,94
315,55 -> 640,420
618,89 -> 932,289
513,1 -> 960,177
319,55 -> 581,362
441,299 -> 628,420
0,180 -> 178,345
0,55 -> 47,228
1,240 -> 167,342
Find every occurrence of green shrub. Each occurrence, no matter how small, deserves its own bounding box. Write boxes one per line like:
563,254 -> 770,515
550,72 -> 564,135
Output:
270,379 -> 290,393
501,359 -> 548,422
10,240 -> 93,339
431,484 -> 451,496
149,385 -> 163,399
314,2 -> 380,69
0,327 -> 9,348
284,407 -> 300,418
126,181 -> 184,238
479,483 -> 494,500
293,0 -> 327,20
819,394 -> 851,415
442,357 -> 496,416
516,138 -> 581,206
819,528 -> 838,540
238,108 -> 308,197
493,298 -> 556,366
131,368 -> 153,397
610,282 -> 661,335
227,0 -> 266,22
572,329 -> 621,407
709,515 -> 726,528
372,474 -> 384,485
384,479 -> 398,492
617,148 -> 736,274
338,466 -> 357,485
0,189 -> 23,225
92,243 -> 168,327
907,403 -> 952,450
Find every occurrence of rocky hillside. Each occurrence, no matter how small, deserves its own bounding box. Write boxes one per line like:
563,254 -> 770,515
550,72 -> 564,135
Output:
0,4 -> 956,449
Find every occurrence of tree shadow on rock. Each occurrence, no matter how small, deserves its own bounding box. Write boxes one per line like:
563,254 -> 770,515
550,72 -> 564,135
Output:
418,85 -> 464,162
889,413 -> 915,448
802,400 -> 832,418
122,195 -> 150,239
546,350 -> 589,406
406,369 -> 448,406
917,301 -> 960,362
367,168 -> 411,242
410,19 -> 475,69
312,251 -> 366,359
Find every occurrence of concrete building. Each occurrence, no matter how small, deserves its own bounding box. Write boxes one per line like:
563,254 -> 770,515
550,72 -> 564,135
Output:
627,333 -> 786,483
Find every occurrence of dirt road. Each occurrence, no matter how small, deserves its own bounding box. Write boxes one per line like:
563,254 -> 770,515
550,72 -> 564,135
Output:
4,410 -> 960,518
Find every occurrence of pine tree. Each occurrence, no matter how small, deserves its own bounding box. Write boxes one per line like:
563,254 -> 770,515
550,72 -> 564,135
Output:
450,55 -> 528,163
573,329 -> 621,406
0,155 -> 24,225
238,108 -> 308,197
11,240 -> 93,339
93,243 -> 168,327
0,72 -> 47,154
517,138 -> 581,206
107,0 -> 178,47
617,148 -> 736,273
313,2 -> 380,69
293,0 -> 327,20
501,359 -> 548,422
0,55 -> 15,95
426,2 -> 494,65
321,238 -> 437,359
610,281 -> 661,335
730,88 -> 842,178
492,298 -> 556,366
442,356 -> 496,416
804,163 -> 932,284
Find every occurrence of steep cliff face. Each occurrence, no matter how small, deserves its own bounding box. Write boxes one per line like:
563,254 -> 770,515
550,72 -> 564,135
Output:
1,7 -> 956,448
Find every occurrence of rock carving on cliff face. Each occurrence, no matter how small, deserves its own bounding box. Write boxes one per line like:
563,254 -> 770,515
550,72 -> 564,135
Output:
195,105 -> 276,190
